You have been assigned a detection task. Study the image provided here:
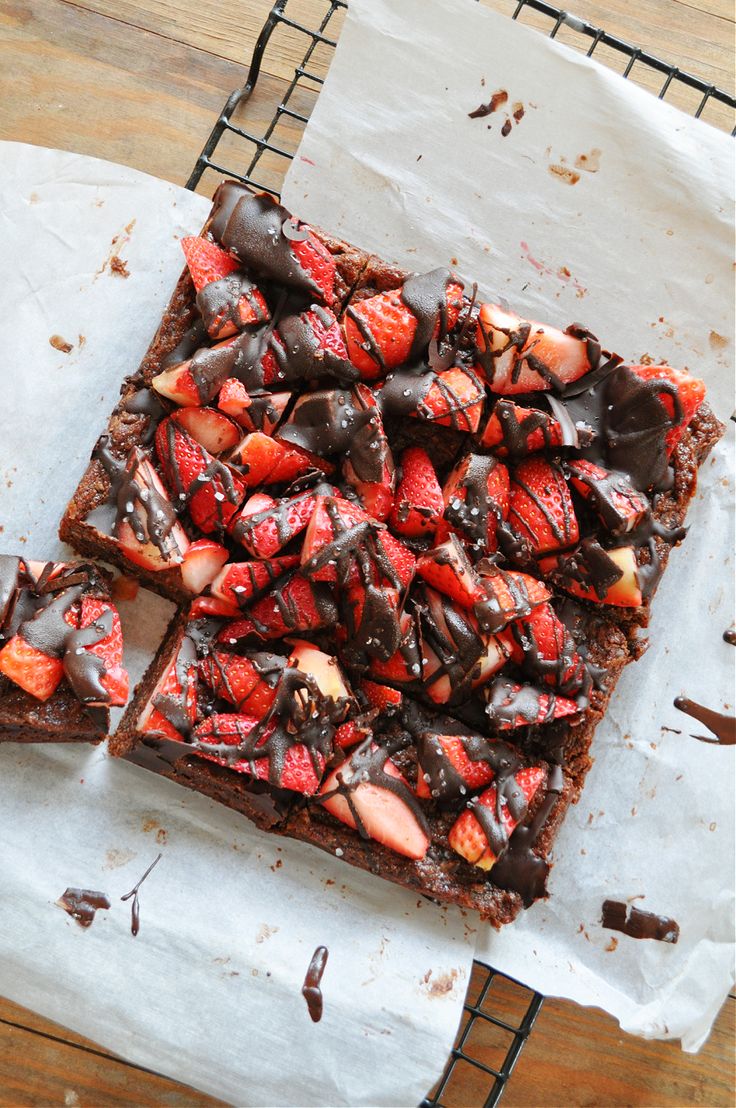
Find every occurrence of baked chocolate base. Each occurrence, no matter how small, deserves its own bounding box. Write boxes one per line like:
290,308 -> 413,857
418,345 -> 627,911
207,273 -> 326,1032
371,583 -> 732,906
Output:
0,678 -> 107,744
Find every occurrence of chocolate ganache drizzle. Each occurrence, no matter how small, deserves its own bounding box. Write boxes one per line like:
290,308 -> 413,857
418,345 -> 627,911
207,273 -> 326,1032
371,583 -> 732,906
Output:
91,437 -> 180,558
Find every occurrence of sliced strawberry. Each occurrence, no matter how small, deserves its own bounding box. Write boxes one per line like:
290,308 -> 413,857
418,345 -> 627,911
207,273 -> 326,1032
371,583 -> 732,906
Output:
151,359 -> 204,407
301,494 -> 415,590
114,449 -> 190,571
245,572 -> 338,639
192,714 -> 323,794
341,581 -> 403,665
416,734 -> 496,799
172,407 -> 241,456
479,399 -> 564,457
442,453 -> 510,554
474,566 -> 551,634
475,303 -> 594,393
180,539 -> 229,596
358,678 -> 403,712
198,650 -> 283,716
567,460 -> 648,534
503,601 -> 587,693
288,640 -> 353,711
189,595 -> 241,620
341,386 -> 396,521
289,228 -> 336,307
209,556 -> 300,609
508,457 -> 579,556
488,674 -> 581,728
230,488 -> 322,558
334,718 -> 372,750
416,535 -> 485,609
389,447 -> 443,538
343,277 -> 464,379
540,544 -> 643,608
628,364 -> 706,453
138,639 -> 198,742
417,586 -> 505,705
218,381 -> 290,435
0,635 -> 65,701
181,236 -> 269,339
227,430 -> 332,488
71,596 -> 129,706
416,366 -> 485,433
448,766 -> 545,869
155,417 -> 246,533
367,611 -> 423,686
320,744 -> 430,860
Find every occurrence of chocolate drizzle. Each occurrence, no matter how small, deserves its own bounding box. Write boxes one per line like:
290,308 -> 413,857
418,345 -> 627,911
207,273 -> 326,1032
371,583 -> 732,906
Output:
121,853 -> 162,937
63,608 -> 114,704
277,389 -> 384,483
418,731 -> 521,804
196,272 -> 268,336
491,764 -> 564,906
92,438 -> 179,557
673,696 -> 736,746
302,945 -> 329,1022
400,268 -> 455,363
601,900 -> 679,943
57,887 -> 111,928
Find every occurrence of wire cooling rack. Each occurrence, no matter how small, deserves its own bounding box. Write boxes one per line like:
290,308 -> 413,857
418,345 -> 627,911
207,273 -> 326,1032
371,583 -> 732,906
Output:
184,3 -> 732,1103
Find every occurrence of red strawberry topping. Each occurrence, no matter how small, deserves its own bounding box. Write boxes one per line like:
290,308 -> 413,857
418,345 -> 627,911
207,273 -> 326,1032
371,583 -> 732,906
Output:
389,447 -> 443,538
155,416 -> 246,533
448,766 -> 545,868
508,457 -> 579,556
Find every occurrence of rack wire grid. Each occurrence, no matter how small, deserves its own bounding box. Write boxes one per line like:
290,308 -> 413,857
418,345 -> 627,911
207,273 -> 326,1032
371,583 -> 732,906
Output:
184,3 -> 733,1104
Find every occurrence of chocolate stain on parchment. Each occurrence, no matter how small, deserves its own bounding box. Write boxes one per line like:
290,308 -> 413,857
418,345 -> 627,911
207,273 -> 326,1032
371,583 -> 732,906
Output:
302,945 -> 329,1022
575,148 -> 602,172
468,89 -> 508,118
120,853 -> 162,937
49,335 -> 73,354
548,164 -> 580,185
57,888 -> 111,928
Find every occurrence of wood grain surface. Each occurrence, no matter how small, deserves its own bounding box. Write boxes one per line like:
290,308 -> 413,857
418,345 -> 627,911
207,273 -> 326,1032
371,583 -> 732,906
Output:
0,0 -> 734,1104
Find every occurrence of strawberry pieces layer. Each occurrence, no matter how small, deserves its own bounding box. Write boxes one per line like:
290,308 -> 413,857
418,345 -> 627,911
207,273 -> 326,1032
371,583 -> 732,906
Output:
448,766 -> 545,869
417,535 -> 484,608
475,303 -> 593,393
389,447 -> 443,538
508,457 -> 579,556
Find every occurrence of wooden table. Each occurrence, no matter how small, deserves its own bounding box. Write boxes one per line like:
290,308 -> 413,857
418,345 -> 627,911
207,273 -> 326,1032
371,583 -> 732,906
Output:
1,1 -> 734,1104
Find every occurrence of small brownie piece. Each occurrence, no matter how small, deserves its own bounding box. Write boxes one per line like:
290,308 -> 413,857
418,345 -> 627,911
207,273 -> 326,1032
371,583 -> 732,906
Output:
0,556 -> 129,742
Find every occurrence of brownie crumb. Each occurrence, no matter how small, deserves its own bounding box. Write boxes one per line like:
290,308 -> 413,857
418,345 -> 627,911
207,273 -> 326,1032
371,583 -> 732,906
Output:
49,334 -> 73,354
110,256 -> 130,278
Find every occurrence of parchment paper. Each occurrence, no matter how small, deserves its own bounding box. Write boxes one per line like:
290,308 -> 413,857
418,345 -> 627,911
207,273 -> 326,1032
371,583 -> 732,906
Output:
0,142 -> 474,1107
282,0 -> 735,1052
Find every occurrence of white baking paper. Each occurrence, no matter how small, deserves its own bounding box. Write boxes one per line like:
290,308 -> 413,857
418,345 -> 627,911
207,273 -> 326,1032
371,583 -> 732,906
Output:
282,0 -> 735,1052
0,141 -> 474,1107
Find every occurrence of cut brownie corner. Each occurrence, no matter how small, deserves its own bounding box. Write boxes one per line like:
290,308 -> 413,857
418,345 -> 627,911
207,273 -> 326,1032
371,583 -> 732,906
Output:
0,556 -> 129,744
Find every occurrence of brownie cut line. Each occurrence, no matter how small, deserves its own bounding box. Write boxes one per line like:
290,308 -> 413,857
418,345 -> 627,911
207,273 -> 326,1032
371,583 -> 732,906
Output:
0,556 -> 129,742
62,181 -> 722,923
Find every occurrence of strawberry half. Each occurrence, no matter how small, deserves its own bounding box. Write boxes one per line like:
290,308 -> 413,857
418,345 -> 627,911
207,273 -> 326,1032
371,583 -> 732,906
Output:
417,366 -> 485,433
567,460 -> 648,535
358,678 -> 403,712
171,407 -> 241,456
301,494 -> 415,591
442,452 -> 510,554
155,417 -> 246,533
484,676 -> 581,729
416,536 -> 485,609
475,303 -> 595,393
240,572 -> 338,640
181,236 -> 270,339
448,766 -> 545,869
180,539 -> 230,596
138,639 -> 198,742
0,634 -> 65,702
501,601 -> 587,693
343,277 -> 464,379
473,565 -> 551,634
192,714 -> 324,794
479,399 -> 564,457
288,226 -> 336,307
540,543 -> 643,608
230,488 -> 324,558
416,734 -> 500,799
389,447 -> 443,538
218,381 -> 290,435
628,364 -> 706,453
227,430 -> 333,488
209,556 -> 300,609
198,649 -> 284,716
71,596 -> 129,706
508,457 -> 579,556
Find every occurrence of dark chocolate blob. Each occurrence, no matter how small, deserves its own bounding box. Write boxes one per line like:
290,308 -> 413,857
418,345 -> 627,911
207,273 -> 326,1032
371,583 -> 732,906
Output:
601,900 -> 679,943
57,888 -> 111,928
302,945 -> 329,1022
673,696 -> 736,746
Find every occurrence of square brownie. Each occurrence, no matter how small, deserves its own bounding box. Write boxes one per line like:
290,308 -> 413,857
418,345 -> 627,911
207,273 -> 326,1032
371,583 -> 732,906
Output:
61,182 -> 722,923
0,556 -> 129,742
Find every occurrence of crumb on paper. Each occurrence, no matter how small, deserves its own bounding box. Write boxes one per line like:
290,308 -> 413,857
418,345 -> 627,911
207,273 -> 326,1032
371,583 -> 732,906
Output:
421,969 -> 459,997
104,847 -> 137,870
468,89 -> 508,119
49,334 -> 73,354
156,828 -> 167,845
111,574 -> 139,602
270,858 -> 283,871
78,334 -> 86,348
574,148 -> 602,172
605,937 -> 618,952
501,119 -> 512,137
709,330 -> 728,349
29,192 -> 40,205
142,817 -> 158,834
548,164 -> 580,185
512,102 -> 524,123
110,255 -> 130,278
299,155 -> 316,166
255,922 -> 279,943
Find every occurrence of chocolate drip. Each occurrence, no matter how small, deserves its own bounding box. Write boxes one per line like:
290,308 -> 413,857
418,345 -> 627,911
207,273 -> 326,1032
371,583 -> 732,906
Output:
617,511 -> 687,599
674,696 -> 736,746
567,463 -> 648,535
490,399 -> 567,458
302,945 -> 329,1022
400,268 -> 455,363
57,888 -> 111,928
196,272 -> 268,336
444,454 -> 501,546
491,764 -> 564,906
63,608 -> 113,704
151,635 -> 198,738
474,564 -> 542,634
0,555 -> 20,629
93,439 -> 179,557
416,590 -> 485,702
276,389 -> 384,483
121,853 -> 162,937
21,585 -> 86,656
550,539 -> 625,601
601,900 -> 679,943
724,630 -> 736,646
210,183 -> 323,299
319,735 -> 430,841
122,388 -> 165,421
379,362 -> 484,432
164,420 -> 242,527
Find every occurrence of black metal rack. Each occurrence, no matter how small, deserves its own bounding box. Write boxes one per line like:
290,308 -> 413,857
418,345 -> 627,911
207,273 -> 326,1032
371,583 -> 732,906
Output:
183,3 -> 733,1103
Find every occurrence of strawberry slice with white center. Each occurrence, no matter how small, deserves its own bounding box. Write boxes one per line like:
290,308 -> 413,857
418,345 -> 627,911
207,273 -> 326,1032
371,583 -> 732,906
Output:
389,447 -> 443,538
540,543 -> 643,608
113,449 -> 190,572
68,596 -> 129,706
508,456 -> 579,556
192,714 -> 324,794
416,535 -> 485,609
288,640 -> 353,711
218,381 -> 290,435
138,639 -> 198,742
171,407 -> 241,456
227,430 -> 333,488
181,236 -> 270,340
230,488 -> 325,558
343,276 -> 465,379
501,601 -> 587,693
628,364 -> 706,454
320,743 -> 431,860
485,676 -> 581,729
301,494 -> 415,590
180,539 -> 229,596
479,399 -> 564,457
473,566 -> 551,634
475,303 -> 594,394
198,649 -> 284,716
236,572 -> 338,640
567,460 -> 648,534
155,416 -> 246,533
209,556 -> 300,609
448,766 -> 546,869
442,452 -> 510,554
